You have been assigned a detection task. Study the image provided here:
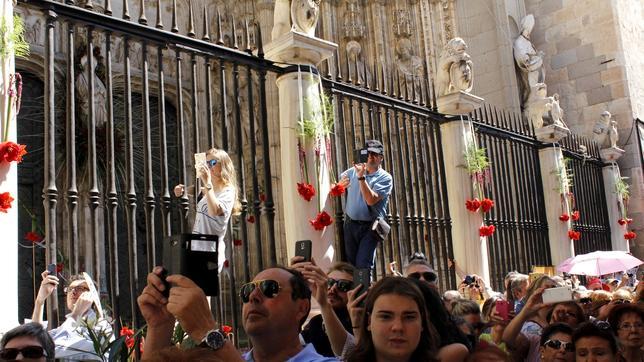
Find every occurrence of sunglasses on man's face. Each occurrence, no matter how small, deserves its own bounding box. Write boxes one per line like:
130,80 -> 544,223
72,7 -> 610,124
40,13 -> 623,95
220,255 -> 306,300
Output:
543,339 -> 574,352
327,278 -> 353,292
239,279 -> 283,303
206,159 -> 218,168
0,346 -> 48,360
408,272 -> 438,283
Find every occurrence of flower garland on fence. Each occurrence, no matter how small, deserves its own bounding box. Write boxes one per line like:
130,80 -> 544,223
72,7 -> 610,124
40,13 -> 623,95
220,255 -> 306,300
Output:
294,65 -> 339,231
461,121 -> 495,238
552,154 -> 581,241
614,164 -> 636,241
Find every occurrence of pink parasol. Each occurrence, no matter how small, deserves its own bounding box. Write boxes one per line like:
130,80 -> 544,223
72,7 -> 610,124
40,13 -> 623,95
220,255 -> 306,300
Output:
557,250 -> 642,276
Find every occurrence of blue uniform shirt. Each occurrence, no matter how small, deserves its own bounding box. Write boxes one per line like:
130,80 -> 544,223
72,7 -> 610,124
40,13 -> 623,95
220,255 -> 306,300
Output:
341,167 -> 393,221
243,343 -> 339,362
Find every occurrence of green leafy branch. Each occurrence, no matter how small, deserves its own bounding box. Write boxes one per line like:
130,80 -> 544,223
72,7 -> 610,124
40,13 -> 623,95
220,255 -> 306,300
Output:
297,93 -> 334,140
552,158 -> 573,195
615,175 -> 630,218
0,15 -> 30,60
463,141 -> 489,175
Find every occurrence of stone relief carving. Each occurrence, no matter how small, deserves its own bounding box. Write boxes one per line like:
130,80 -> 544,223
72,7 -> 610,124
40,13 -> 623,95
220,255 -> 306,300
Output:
592,111 -> 612,147
514,14 -> 545,108
343,0 -> 364,40
436,38 -> 473,96
393,9 -> 412,38
291,0 -> 321,37
346,40 -> 369,84
395,37 -> 423,78
525,83 -> 551,130
546,93 -> 567,128
76,46 -> 108,129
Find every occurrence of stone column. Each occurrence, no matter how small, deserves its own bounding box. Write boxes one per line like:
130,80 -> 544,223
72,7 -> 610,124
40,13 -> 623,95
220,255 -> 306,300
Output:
0,0 -> 19,331
601,150 -> 629,252
440,118 -> 490,284
265,31 -> 337,271
536,126 -> 574,267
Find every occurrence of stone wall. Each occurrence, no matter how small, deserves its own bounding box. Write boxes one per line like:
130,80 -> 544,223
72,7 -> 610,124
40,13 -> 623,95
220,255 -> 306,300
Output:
524,0 -> 643,254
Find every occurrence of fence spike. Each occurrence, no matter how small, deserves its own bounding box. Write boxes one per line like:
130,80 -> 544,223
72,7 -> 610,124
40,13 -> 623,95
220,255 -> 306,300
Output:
373,61 -> 379,92
255,22 -> 264,58
346,51 -> 353,84
104,0 -> 111,15
202,5 -> 210,41
381,62 -> 387,95
391,68 -> 398,98
363,58 -> 370,90
231,16 -> 239,49
85,0 -> 93,10
335,48 -> 343,81
326,57 -> 332,79
138,0 -> 147,25
155,0 -> 163,28
244,19 -> 252,54
122,0 -> 129,19
216,10 -> 224,45
187,0 -> 195,37
170,0 -> 178,32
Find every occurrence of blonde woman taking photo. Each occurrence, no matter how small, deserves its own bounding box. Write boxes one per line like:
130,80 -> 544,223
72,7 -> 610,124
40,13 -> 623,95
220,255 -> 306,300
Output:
174,148 -> 241,271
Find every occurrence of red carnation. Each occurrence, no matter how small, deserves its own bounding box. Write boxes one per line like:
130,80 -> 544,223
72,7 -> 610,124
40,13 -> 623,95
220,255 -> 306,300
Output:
571,210 -> 580,221
310,211 -> 333,230
233,239 -> 243,246
329,183 -> 346,197
221,325 -> 233,335
56,263 -> 64,273
259,193 -> 267,202
25,231 -> 43,244
559,213 -> 570,222
297,182 -> 316,202
480,198 -> 495,213
568,230 -> 581,241
627,218 -> 633,224
223,260 -> 230,268
0,192 -> 14,213
0,142 -> 27,163
247,215 -> 255,224
465,198 -> 481,212
120,326 -> 135,349
479,224 -> 496,237
618,219 -> 627,226
624,232 -> 637,240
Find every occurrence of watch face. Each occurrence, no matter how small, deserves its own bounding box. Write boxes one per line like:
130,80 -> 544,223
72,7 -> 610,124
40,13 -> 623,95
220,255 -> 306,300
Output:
206,330 -> 225,350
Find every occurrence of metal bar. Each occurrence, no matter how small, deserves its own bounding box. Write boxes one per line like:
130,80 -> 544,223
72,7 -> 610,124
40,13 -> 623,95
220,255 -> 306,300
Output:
175,51 -> 190,232
190,52 -> 200,215
246,63 -> 259,283
158,45 -> 172,240
142,42 -> 156,271
205,58 -> 214,147
65,21 -> 79,275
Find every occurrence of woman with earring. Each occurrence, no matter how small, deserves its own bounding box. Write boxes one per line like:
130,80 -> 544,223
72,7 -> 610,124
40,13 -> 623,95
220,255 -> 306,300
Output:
174,148 -> 241,271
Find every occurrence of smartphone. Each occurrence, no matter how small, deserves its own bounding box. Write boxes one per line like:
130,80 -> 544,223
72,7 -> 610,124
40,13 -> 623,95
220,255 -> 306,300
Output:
463,275 -> 475,285
46,263 -> 56,276
353,268 -> 371,305
295,240 -> 312,262
354,148 -> 368,164
495,300 -> 510,320
542,286 -> 573,304
163,233 -> 220,296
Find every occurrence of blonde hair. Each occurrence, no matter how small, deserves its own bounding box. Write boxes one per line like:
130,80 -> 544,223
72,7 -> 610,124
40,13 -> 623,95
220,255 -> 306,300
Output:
208,148 -> 242,215
612,288 -> 633,302
590,290 -> 612,303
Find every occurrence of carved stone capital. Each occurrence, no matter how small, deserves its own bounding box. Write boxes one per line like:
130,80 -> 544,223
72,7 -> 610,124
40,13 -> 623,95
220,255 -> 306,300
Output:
535,124 -> 571,143
600,147 -> 625,162
437,91 -> 484,115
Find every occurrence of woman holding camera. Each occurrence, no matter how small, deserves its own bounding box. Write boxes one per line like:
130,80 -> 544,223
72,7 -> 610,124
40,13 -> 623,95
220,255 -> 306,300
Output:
174,148 -> 241,271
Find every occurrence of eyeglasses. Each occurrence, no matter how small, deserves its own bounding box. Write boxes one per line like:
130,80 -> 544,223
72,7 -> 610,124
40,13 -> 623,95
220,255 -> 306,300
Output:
239,279 -> 283,303
409,252 -> 427,262
543,339 -> 574,352
408,272 -> 438,283
327,278 -> 353,292
0,346 -> 48,360
554,310 -> 577,318
593,320 -> 611,331
367,151 -> 381,158
613,299 -> 630,304
619,323 -> 644,331
64,285 -> 90,295
206,159 -> 218,168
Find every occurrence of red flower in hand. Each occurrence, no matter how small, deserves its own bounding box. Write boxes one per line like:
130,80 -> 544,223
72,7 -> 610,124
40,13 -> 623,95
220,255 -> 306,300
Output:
247,215 -> 255,224
310,211 -> 333,230
624,232 -> 637,240
0,192 -> 14,213
221,325 -> 233,335
0,142 -> 27,163
571,210 -> 580,221
25,231 -> 43,244
480,198 -> 495,213
618,219 -> 627,226
329,183 -> 346,197
559,213 -> 570,222
233,239 -> 243,246
56,263 -> 64,273
479,224 -> 496,237
568,230 -> 581,241
297,182 -> 316,202
120,326 -> 135,349
465,198 -> 481,212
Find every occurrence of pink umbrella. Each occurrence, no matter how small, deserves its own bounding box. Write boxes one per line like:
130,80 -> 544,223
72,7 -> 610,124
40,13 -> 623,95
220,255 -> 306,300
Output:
557,250 -> 642,276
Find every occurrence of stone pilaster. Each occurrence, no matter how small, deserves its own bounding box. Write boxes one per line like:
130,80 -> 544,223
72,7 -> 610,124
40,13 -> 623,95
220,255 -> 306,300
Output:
440,119 -> 490,285
0,0 -> 19,331
602,160 -> 629,252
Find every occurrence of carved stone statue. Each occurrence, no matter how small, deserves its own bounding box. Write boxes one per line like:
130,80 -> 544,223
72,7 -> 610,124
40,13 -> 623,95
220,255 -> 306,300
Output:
76,48 -> 107,129
346,40 -> 368,84
608,120 -> 619,148
514,14 -> 545,107
291,0 -> 321,37
546,93 -> 567,128
395,37 -> 423,78
436,37 -> 473,96
592,111 -> 612,147
272,0 -> 291,41
525,83 -> 551,130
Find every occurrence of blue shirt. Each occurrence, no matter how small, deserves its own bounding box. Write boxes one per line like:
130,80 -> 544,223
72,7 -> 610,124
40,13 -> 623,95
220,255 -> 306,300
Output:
243,343 -> 339,362
341,167 -> 393,221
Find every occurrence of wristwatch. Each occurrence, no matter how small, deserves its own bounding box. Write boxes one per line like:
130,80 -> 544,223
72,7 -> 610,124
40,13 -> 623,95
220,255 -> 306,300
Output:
357,176 -> 366,181
205,183 -> 213,190
199,329 -> 226,350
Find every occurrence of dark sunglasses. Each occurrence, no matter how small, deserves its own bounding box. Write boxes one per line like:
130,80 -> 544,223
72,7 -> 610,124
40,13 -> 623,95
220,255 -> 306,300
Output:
207,159 -> 218,168
579,297 -> 592,304
239,279 -> 282,303
0,346 -> 48,360
543,339 -> 574,352
408,272 -> 437,283
327,278 -> 353,292
409,252 -> 427,262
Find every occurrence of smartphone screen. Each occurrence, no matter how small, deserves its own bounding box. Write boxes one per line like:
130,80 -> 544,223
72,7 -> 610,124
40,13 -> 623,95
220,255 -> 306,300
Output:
353,268 -> 371,305
295,240 -> 312,262
354,149 -> 368,164
46,263 -> 56,276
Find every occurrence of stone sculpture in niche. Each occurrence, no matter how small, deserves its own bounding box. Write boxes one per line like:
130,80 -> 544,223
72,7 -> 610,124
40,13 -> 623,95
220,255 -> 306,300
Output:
436,37 -> 473,96
608,120 -> 619,149
525,83 -> 551,130
514,14 -> 545,107
395,37 -> 423,78
546,93 -> 567,128
291,0 -> 321,37
346,40 -> 368,84
76,46 -> 107,129
592,111 -> 612,147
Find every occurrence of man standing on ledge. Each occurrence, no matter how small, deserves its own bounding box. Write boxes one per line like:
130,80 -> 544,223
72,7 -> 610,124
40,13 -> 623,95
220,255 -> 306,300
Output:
338,140 -> 393,269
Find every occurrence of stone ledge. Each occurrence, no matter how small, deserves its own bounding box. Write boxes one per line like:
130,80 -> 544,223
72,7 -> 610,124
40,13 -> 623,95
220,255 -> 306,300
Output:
599,146 -> 625,162
265,31 -> 337,66
535,124 -> 571,143
437,91 -> 484,116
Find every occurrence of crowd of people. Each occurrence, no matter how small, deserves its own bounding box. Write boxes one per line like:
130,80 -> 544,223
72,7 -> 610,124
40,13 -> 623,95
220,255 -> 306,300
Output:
2,142 -> 643,362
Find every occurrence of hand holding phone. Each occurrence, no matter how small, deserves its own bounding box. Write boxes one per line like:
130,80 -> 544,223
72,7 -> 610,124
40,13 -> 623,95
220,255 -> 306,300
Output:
46,263 -> 57,276
295,240 -> 312,263
542,286 -> 573,304
495,300 -> 510,321
353,268 -> 371,306
354,149 -> 368,164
